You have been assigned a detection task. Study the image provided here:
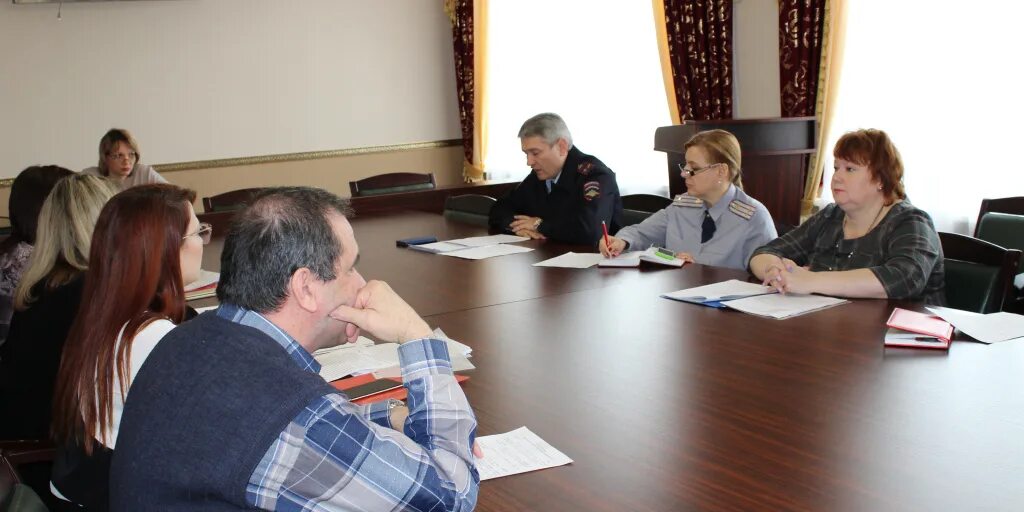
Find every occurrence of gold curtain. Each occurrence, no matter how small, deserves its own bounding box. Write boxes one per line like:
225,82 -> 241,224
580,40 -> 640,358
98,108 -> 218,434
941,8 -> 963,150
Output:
801,0 -> 847,215
652,0 -> 681,125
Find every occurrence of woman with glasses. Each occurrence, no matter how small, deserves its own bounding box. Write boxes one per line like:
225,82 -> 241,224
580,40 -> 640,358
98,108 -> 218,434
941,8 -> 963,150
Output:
50,184 -> 205,508
0,174 -> 117,440
749,129 -> 944,302
82,128 -> 168,189
600,129 -> 776,270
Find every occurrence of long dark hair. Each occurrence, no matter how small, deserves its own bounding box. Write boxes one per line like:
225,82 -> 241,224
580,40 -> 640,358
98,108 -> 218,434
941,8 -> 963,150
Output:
52,184 -> 196,452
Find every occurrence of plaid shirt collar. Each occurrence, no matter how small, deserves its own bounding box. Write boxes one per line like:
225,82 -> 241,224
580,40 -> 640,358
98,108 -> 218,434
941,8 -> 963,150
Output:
215,303 -> 320,374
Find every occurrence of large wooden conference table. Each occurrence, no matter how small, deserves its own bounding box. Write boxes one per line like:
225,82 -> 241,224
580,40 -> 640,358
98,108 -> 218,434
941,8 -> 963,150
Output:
200,210 -> 1024,511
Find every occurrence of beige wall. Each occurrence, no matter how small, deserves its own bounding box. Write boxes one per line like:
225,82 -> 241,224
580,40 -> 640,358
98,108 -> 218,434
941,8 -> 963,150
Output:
0,143 -> 466,219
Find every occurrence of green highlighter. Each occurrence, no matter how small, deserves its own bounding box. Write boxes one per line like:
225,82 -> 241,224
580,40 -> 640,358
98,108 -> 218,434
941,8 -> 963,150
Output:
652,247 -> 677,261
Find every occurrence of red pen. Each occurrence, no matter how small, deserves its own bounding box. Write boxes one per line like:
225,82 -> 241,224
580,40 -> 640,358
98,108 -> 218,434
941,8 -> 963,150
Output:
601,220 -> 611,254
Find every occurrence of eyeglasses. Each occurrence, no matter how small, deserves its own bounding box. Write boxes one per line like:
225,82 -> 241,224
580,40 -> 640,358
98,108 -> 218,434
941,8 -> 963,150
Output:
183,223 -> 213,245
678,163 -> 719,178
106,151 -> 137,161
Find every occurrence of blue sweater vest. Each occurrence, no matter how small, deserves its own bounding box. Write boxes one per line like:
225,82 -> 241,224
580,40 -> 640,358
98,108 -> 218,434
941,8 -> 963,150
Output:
110,311 -> 335,510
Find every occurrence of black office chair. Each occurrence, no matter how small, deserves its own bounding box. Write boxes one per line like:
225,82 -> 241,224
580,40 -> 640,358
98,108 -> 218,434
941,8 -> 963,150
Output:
974,196 -> 1024,234
443,194 -> 495,227
619,194 -> 672,227
349,172 -> 436,197
0,440 -> 54,512
939,232 -> 1021,313
974,211 -> 1024,313
201,188 -> 268,213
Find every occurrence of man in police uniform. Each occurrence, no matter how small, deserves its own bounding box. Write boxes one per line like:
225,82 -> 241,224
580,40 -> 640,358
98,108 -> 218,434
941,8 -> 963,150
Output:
488,113 -> 623,245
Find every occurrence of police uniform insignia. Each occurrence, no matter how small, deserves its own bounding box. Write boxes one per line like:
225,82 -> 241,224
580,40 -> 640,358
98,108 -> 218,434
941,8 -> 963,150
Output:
577,161 -> 593,176
583,180 -> 601,201
672,194 -> 703,208
728,199 -> 755,220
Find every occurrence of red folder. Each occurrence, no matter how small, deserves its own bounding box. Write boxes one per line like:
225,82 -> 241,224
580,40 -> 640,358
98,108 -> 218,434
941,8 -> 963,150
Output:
331,373 -> 469,405
885,308 -> 954,349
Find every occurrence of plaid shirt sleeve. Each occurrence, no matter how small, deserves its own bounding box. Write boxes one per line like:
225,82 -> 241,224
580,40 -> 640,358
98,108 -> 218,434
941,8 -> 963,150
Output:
870,207 -> 943,299
246,338 -> 479,511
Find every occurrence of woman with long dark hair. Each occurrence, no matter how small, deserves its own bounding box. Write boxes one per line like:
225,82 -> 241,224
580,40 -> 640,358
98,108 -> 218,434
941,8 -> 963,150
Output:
50,184 -> 208,508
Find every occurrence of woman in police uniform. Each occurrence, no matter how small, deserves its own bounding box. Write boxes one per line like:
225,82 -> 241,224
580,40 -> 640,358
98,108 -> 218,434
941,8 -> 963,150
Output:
600,129 -> 776,271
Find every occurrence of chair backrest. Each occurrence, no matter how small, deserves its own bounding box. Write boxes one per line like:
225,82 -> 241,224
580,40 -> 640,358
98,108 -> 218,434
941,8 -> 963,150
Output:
443,194 -> 495,227
621,194 -> 672,213
975,196 -> 1024,235
619,209 -> 653,228
939,232 -> 1022,313
0,441 -> 53,512
349,172 -> 436,197
201,188 -> 268,213
975,212 -> 1024,274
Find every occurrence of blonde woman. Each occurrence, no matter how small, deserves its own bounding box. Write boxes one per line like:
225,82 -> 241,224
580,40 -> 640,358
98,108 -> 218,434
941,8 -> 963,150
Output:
0,174 -> 117,439
82,128 -> 168,189
600,129 -> 777,270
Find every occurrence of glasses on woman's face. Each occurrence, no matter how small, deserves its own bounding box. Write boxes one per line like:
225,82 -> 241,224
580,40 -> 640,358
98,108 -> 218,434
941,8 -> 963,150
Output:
106,151 -> 137,161
678,162 -> 719,178
183,223 -> 213,245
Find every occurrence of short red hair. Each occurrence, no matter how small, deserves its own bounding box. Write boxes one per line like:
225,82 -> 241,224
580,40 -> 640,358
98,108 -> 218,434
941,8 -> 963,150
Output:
833,129 -> 906,205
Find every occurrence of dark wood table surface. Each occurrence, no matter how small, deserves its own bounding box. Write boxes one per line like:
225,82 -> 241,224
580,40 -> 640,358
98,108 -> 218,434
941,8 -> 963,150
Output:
199,210 -> 1024,511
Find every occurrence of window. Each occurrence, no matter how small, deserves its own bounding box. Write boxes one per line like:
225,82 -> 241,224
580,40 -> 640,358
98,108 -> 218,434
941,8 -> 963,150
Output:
484,0 -> 672,196
823,1 -> 1024,233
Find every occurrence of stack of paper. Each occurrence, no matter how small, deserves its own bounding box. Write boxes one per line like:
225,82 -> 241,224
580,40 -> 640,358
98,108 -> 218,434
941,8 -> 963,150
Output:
662,279 -> 775,307
409,234 -> 529,254
474,427 -> 573,481
185,270 -> 219,301
597,247 -> 684,268
440,244 -> 533,260
722,293 -> 848,319
926,306 -> 1024,344
313,328 -> 475,382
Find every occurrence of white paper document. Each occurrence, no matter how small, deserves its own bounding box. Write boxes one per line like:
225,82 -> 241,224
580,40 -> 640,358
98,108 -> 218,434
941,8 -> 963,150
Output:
926,306 -> 1024,344
440,244 -> 534,260
475,427 -> 573,481
314,337 -> 395,382
597,247 -> 684,268
408,241 -> 475,254
445,234 -> 529,247
533,252 -> 605,268
596,251 -> 642,267
723,293 -> 848,319
662,279 -> 775,304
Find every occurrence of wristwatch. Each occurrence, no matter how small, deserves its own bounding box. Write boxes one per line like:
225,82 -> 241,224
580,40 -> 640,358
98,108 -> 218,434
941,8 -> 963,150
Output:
386,398 -> 404,429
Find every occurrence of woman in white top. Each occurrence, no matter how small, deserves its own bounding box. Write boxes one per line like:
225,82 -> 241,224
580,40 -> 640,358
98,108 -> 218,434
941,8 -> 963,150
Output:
81,128 -> 168,189
50,183 -> 209,508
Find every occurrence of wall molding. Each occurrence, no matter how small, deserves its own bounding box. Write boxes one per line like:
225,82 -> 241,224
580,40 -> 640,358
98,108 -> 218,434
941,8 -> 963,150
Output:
0,139 -> 464,188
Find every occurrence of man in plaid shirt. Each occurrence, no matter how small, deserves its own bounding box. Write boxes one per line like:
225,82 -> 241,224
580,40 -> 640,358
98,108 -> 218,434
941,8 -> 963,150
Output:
111,187 -> 479,511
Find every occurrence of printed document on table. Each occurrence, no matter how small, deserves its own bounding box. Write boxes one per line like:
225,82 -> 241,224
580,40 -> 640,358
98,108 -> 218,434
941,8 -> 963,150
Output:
440,244 -> 534,260
926,306 -> 1024,344
373,328 -> 475,379
314,337 -> 401,382
475,427 -> 573,481
662,279 -> 775,303
408,241 -> 474,254
724,293 -> 848,319
445,234 -> 530,247
596,251 -> 642,267
533,252 -> 605,268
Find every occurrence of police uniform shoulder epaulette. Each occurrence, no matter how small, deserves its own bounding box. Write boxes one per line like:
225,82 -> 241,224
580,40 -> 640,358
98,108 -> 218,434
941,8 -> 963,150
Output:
728,199 -> 756,220
671,194 -> 703,208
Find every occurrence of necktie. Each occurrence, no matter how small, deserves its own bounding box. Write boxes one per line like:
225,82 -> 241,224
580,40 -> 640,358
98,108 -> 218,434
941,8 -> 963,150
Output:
545,180 -> 553,194
701,210 -> 716,243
